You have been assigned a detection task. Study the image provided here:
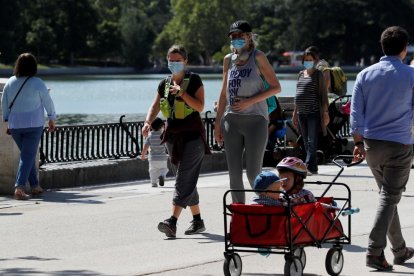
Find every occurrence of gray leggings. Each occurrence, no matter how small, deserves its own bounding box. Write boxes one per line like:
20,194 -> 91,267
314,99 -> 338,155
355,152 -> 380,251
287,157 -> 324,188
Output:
222,113 -> 268,203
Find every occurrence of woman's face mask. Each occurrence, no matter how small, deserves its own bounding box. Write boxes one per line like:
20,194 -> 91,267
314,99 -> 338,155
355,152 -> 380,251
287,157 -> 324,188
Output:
303,61 -> 314,69
230,39 -> 246,50
167,61 -> 185,75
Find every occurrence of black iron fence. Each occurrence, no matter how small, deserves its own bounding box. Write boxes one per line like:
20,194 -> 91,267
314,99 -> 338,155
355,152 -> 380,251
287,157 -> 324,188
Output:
39,113 -> 218,166
39,112 -> 351,166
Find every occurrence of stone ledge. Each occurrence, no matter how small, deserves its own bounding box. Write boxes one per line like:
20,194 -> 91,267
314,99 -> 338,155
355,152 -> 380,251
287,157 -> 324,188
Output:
39,151 -> 229,189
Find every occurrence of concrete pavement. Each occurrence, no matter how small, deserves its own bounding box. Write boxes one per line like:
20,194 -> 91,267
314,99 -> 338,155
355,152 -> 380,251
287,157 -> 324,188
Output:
1,162 -> 414,275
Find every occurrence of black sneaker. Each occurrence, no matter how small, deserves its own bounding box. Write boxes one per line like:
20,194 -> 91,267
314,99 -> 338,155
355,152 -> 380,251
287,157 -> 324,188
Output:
158,218 -> 176,238
158,176 -> 164,187
366,251 -> 393,271
184,219 -> 206,235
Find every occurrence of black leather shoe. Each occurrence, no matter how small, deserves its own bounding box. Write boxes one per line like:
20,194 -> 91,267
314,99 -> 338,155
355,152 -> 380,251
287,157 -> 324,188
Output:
394,247 -> 414,265
366,252 -> 393,271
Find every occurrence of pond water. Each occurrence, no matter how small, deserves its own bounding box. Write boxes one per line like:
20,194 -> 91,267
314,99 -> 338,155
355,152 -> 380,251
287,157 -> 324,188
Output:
43,74 -> 355,125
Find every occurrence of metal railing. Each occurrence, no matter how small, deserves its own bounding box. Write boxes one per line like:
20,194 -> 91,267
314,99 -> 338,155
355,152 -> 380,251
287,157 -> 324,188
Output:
39,114 -> 218,166
39,116 -> 142,165
39,112 -> 351,166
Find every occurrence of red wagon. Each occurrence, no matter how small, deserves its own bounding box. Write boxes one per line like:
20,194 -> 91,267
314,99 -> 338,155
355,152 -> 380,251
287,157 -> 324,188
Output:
223,156 -> 361,276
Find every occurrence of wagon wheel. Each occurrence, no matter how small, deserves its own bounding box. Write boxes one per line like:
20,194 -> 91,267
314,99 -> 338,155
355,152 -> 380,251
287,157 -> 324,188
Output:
325,247 -> 344,276
223,253 -> 242,276
284,256 -> 303,276
294,248 -> 307,269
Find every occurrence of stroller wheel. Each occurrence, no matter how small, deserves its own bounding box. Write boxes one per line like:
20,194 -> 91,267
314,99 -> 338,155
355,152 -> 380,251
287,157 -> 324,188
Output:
317,150 -> 326,165
325,247 -> 344,276
342,150 -> 353,164
223,253 -> 242,276
284,256 -> 303,276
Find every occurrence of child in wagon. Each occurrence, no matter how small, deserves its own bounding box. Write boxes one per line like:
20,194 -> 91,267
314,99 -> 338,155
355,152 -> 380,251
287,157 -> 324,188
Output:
251,157 -> 315,206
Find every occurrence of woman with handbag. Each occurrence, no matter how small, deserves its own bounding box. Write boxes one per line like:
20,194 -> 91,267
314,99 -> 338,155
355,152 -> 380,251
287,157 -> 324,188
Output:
1,53 -> 56,200
214,20 -> 281,203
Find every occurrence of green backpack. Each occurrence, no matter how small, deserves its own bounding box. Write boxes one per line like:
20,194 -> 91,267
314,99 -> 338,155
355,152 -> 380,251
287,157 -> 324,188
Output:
325,66 -> 347,96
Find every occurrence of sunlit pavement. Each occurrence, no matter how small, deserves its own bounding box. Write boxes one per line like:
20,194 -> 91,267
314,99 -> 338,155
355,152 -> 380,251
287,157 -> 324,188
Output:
1,161 -> 414,275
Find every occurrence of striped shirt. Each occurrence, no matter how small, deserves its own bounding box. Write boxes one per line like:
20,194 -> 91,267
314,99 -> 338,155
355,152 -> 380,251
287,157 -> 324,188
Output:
144,130 -> 168,162
294,71 -> 319,114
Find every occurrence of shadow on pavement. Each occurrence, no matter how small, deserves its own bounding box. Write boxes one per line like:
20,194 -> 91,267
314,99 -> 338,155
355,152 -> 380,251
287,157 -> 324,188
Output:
0,268 -> 105,275
0,212 -> 23,216
35,191 -> 104,204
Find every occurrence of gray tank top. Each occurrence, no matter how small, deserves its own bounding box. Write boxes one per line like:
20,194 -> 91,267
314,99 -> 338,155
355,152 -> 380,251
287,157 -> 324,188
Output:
224,49 -> 268,119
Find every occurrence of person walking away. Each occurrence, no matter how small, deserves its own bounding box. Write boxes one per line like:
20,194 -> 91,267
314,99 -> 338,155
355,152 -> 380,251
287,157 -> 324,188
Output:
214,20 -> 282,203
1,53 -> 56,200
351,26 -> 414,271
141,117 -> 169,187
292,46 -> 329,175
142,45 -> 210,238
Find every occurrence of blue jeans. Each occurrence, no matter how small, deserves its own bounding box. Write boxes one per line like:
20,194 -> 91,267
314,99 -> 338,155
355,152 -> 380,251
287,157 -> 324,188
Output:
298,112 -> 320,172
10,127 -> 43,188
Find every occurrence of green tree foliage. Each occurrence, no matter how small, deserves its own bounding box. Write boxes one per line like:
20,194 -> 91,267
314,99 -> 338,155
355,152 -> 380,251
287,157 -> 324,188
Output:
0,0 -> 23,63
1,0 -> 414,68
89,0 -> 122,62
120,0 -> 171,67
154,0 -> 250,65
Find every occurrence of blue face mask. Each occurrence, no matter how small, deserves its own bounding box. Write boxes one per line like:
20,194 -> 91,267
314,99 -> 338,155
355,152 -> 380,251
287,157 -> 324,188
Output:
230,39 -> 246,49
303,61 -> 314,69
168,61 -> 185,75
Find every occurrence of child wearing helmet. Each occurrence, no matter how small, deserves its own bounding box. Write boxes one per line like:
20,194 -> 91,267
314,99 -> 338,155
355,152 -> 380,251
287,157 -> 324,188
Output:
276,157 -> 316,205
251,171 -> 284,206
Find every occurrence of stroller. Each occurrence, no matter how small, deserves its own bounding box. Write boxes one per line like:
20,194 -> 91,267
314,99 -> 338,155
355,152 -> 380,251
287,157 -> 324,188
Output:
294,95 -> 352,164
223,156 -> 362,276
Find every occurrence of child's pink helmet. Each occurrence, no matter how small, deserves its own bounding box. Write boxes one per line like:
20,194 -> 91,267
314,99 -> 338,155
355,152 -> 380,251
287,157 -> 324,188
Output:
276,157 -> 307,178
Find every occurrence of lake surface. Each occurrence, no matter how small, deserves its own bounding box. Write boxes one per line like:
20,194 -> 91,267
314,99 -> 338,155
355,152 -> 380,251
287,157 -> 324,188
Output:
43,74 -> 355,125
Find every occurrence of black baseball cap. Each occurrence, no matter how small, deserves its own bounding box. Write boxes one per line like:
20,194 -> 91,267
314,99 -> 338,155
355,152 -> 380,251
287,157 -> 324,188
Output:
228,20 -> 252,36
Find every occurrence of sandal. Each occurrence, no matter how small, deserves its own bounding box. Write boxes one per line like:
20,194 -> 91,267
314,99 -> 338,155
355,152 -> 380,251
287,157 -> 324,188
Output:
394,247 -> 414,265
14,188 -> 30,200
31,186 -> 44,196
366,251 -> 393,271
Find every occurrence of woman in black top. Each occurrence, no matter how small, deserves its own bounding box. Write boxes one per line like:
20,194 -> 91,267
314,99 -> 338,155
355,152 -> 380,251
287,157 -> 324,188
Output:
142,45 -> 210,238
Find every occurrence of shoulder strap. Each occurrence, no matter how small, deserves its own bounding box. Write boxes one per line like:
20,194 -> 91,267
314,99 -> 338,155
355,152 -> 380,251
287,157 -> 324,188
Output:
181,72 -> 192,92
9,76 -> 32,110
163,76 -> 171,98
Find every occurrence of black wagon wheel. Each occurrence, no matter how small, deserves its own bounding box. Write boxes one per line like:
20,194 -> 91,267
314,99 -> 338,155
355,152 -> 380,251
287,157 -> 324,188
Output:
223,253 -> 242,276
293,247 -> 307,269
325,247 -> 344,276
284,256 -> 303,276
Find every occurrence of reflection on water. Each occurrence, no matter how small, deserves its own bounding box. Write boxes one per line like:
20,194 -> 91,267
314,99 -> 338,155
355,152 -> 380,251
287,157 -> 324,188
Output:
44,74 -> 354,125
57,113 -> 146,125
57,112 -> 216,125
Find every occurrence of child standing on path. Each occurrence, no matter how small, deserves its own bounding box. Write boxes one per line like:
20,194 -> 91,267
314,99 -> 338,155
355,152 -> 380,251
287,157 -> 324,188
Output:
141,117 -> 169,187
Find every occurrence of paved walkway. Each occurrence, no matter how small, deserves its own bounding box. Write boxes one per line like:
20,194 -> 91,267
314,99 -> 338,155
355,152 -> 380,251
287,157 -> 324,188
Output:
1,161 -> 414,275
